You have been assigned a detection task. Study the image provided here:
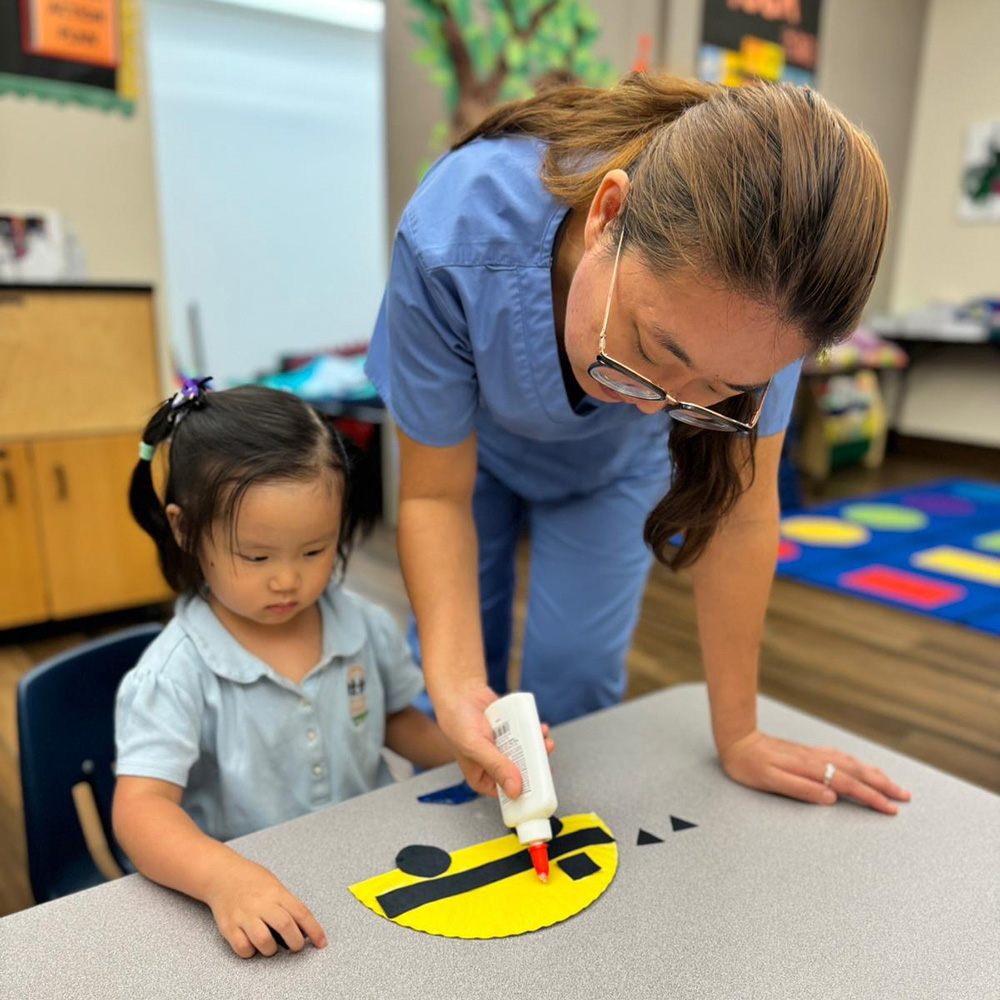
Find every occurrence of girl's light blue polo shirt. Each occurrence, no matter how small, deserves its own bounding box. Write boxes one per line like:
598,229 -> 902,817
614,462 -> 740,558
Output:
114,585 -> 424,843
365,136 -> 802,503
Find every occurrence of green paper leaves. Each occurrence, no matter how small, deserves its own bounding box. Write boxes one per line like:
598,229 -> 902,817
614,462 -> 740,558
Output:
408,0 -> 619,180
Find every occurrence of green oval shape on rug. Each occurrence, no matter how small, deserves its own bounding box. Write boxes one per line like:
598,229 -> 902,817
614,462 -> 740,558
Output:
841,503 -> 929,531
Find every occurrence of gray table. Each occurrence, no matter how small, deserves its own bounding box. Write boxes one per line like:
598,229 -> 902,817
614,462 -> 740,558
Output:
3,684 -> 998,1000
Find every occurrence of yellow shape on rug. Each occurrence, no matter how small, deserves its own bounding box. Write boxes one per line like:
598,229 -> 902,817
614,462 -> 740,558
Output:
910,546 -> 1000,587
781,516 -> 871,548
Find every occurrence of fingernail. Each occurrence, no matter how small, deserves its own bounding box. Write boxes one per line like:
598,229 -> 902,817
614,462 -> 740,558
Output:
317,936 -> 327,947
503,779 -> 518,798
823,790 -> 836,803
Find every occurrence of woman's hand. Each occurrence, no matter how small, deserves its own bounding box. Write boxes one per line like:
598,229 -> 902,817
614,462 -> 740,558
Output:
434,682 -> 555,798
204,855 -> 327,958
719,730 -> 912,815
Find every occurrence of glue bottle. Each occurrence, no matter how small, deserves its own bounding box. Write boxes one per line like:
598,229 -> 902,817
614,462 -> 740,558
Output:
484,692 -> 557,882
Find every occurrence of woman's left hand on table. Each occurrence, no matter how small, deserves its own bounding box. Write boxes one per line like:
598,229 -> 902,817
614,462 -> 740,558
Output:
719,730 -> 912,815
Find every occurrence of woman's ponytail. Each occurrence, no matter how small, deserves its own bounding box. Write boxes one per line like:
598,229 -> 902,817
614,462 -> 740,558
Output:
452,73 -> 716,210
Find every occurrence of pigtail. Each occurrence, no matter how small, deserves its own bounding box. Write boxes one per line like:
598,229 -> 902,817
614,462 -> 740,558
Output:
130,379 -> 213,591
129,399 -> 175,540
129,398 -> 184,589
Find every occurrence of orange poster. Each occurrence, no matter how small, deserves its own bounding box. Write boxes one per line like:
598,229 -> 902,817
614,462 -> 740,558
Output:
22,0 -> 119,68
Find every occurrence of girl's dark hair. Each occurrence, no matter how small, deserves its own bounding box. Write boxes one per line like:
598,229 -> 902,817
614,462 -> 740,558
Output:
455,73 -> 889,568
129,385 -> 375,594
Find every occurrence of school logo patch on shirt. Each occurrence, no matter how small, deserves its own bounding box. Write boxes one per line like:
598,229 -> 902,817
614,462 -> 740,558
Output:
347,665 -> 368,725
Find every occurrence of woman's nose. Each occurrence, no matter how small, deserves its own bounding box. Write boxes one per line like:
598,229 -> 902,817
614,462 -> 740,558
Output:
633,397 -> 667,415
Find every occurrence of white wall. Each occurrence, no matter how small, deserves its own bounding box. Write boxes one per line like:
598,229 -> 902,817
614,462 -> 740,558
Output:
146,0 -> 387,383
888,0 -> 1000,446
892,0 -> 1000,311
811,0 -> 928,316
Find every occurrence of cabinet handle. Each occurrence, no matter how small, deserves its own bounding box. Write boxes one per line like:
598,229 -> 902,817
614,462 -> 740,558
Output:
2,469 -> 14,505
54,464 -> 69,500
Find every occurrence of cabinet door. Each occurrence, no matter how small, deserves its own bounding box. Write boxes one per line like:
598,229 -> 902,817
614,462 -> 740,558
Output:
32,436 -> 172,619
0,444 -> 49,628
0,289 -> 159,439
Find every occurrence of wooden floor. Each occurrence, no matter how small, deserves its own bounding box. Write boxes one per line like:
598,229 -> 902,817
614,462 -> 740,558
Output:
2,452 -> 997,918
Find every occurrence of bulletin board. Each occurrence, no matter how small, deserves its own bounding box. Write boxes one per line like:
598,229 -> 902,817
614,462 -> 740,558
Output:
0,0 -> 138,114
697,0 -> 821,88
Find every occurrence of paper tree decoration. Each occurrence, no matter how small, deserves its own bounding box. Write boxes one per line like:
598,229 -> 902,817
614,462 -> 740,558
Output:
408,0 -> 617,171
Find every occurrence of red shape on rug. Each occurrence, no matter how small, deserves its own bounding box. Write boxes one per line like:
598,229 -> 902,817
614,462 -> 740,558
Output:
837,565 -> 967,610
777,539 -> 801,563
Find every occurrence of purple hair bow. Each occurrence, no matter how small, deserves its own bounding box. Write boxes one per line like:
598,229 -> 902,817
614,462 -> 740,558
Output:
169,376 -> 213,425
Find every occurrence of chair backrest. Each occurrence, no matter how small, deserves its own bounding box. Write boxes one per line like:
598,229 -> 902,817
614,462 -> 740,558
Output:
17,623 -> 162,904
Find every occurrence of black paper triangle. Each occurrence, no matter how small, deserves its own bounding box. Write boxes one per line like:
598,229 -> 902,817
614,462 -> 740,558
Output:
636,828 -> 664,845
670,815 -> 697,832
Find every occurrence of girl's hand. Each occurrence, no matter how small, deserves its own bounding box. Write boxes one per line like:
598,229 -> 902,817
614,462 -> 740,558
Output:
434,682 -> 555,799
719,730 -> 912,815
204,855 -> 327,958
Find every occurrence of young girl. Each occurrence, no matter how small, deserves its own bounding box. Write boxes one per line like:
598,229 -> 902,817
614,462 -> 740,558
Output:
113,381 -> 454,959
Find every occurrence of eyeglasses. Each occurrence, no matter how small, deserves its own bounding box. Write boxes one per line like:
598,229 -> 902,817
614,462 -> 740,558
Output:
586,226 -> 771,434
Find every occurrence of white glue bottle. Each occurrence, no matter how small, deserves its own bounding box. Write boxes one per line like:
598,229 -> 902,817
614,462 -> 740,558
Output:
484,691 -> 557,882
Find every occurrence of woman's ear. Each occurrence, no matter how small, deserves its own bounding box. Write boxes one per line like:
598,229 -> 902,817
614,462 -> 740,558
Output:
584,169 -> 630,251
165,503 -> 185,548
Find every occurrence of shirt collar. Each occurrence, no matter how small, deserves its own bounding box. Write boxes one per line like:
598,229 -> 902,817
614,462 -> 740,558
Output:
176,584 -> 368,685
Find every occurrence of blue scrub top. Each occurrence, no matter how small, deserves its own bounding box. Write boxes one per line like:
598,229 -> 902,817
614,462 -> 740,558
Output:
366,136 -> 801,503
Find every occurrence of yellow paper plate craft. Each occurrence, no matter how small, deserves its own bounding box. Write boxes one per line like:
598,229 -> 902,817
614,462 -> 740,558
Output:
349,812 -> 617,939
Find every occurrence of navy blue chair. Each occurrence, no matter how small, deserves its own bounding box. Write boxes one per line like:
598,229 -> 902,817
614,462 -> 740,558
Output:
17,623 -> 162,904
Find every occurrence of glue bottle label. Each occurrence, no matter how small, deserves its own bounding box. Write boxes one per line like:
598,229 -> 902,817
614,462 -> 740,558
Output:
492,720 -> 532,802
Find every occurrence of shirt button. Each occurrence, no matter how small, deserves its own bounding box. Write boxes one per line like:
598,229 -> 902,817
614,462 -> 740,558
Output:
307,730 -> 317,743
300,697 -> 311,708
313,764 -> 324,777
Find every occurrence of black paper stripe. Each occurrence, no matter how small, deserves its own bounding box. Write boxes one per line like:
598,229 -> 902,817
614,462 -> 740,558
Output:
375,825 -> 614,919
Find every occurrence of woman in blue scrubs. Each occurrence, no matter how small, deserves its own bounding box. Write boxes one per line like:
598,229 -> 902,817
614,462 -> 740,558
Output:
366,74 -> 911,815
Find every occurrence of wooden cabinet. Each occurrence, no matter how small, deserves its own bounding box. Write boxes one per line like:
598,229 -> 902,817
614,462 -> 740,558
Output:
33,436 -> 169,619
0,444 -> 49,629
0,289 -> 160,439
0,286 -> 171,628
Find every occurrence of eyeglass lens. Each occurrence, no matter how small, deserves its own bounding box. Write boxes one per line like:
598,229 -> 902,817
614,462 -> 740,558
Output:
668,408 -> 743,432
589,364 -> 663,401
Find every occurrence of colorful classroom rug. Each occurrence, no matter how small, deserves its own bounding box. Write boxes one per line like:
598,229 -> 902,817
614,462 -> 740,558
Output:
777,479 -> 1000,637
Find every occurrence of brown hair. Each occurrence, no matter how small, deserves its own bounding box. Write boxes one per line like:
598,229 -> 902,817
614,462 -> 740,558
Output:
454,73 -> 889,568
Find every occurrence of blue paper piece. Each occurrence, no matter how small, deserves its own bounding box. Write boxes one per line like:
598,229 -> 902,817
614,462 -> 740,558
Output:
417,780 -> 480,805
